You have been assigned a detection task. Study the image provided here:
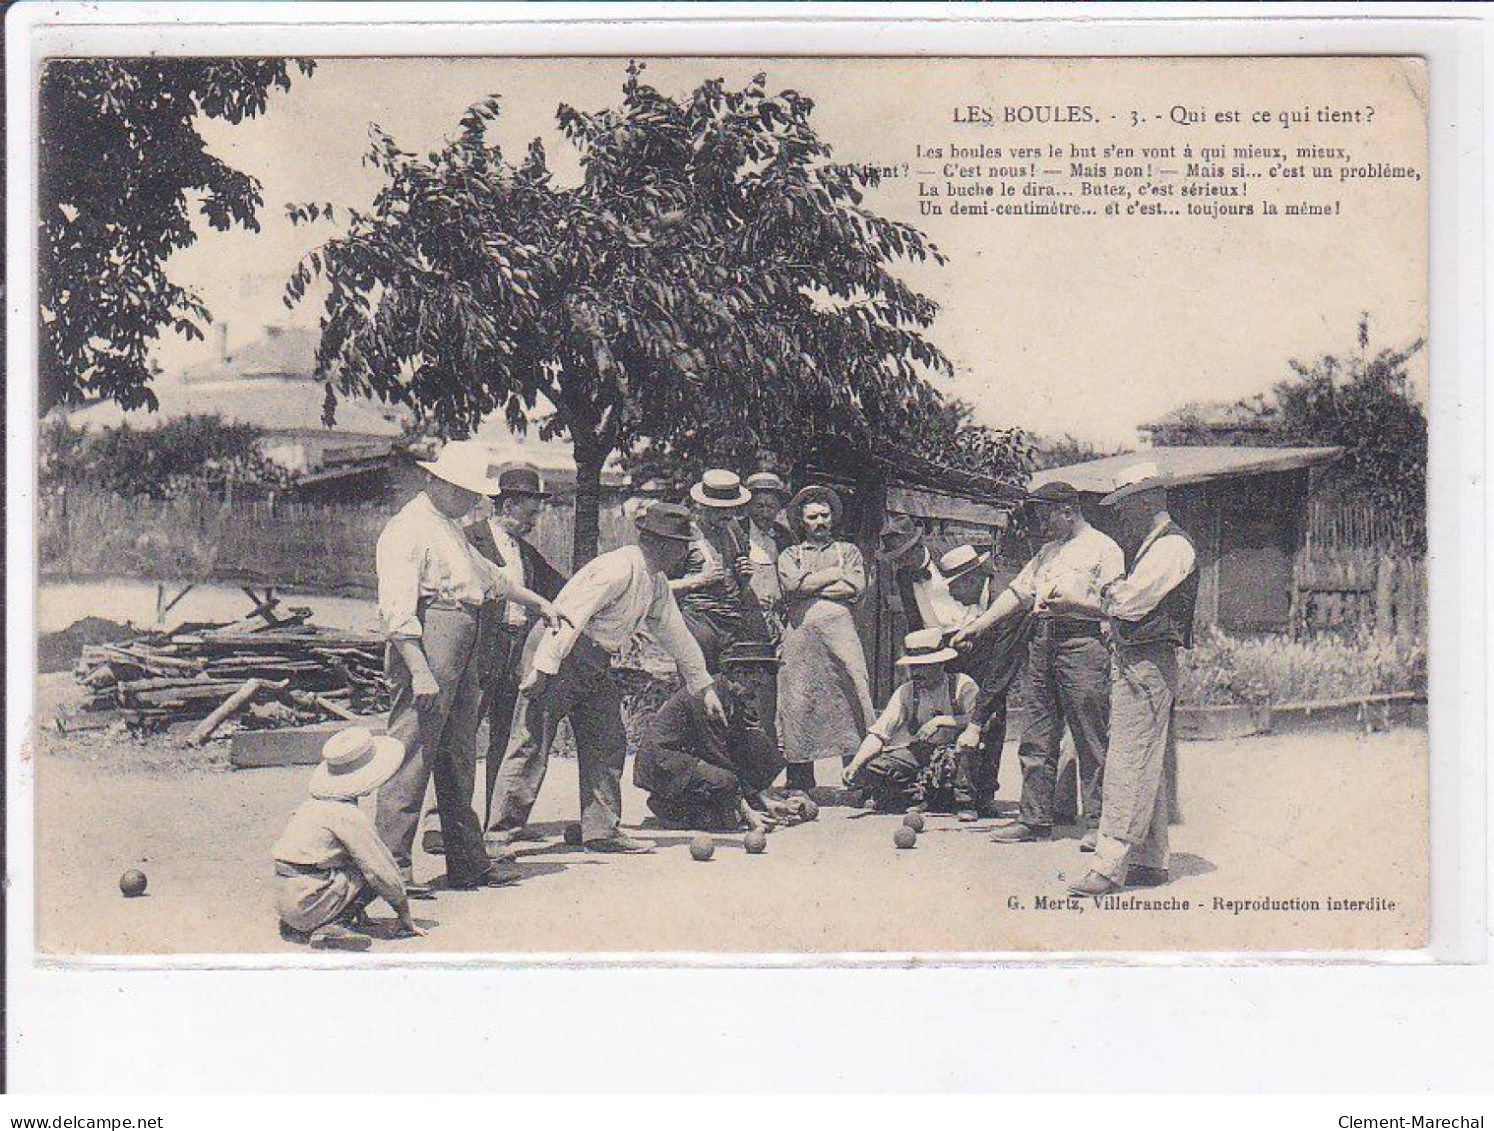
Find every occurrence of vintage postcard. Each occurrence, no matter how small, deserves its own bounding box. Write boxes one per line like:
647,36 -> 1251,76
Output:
29,53 -> 1430,956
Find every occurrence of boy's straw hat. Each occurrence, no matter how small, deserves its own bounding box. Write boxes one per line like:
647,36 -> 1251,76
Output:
309,726 -> 405,801
895,627 -> 959,667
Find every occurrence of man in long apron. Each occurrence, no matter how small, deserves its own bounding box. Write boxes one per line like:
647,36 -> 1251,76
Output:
373,441 -> 564,891
1068,466 -> 1199,895
489,502 -> 727,853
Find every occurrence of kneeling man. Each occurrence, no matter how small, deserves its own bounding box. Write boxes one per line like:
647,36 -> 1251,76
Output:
633,640 -> 800,834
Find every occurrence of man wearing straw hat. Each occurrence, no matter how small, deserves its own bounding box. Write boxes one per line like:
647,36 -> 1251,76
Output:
843,628 -> 980,813
490,501 -> 727,853
374,440 -> 566,891
271,726 -> 425,950
1069,464 -> 1198,896
953,481 -> 1124,846
671,468 -> 773,673
418,464 -> 567,854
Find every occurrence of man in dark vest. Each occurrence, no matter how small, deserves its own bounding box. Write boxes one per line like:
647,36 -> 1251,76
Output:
421,465 -> 567,853
1068,464 -> 1199,896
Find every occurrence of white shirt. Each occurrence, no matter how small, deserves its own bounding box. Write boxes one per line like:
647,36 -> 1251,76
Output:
531,544 -> 713,694
1008,523 -> 1126,619
486,519 -> 530,627
1104,513 -> 1198,621
376,492 -> 511,640
747,522 -> 783,604
909,549 -> 974,631
867,672 -> 980,750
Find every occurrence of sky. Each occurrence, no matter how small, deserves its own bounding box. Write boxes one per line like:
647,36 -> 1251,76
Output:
155,57 -> 1429,449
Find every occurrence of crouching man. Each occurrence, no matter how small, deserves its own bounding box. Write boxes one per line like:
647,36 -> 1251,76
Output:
633,640 -> 803,833
272,727 -> 427,950
843,629 -> 980,813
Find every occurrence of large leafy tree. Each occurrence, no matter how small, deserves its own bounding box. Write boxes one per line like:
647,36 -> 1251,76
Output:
39,58 -> 314,414
289,63 -> 989,563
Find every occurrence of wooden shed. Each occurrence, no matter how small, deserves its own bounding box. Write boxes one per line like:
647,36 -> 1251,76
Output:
1030,446 -> 1343,634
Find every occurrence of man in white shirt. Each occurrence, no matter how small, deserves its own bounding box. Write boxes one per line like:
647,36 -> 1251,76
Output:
374,441 -> 564,892
1068,469 -> 1199,896
490,502 -> 727,853
952,481 -> 1124,845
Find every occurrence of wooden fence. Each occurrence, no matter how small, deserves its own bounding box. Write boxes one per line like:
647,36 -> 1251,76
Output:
1293,497 -> 1426,637
39,488 -> 632,593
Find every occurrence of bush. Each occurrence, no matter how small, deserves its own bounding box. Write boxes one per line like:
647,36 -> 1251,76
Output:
41,414 -> 295,499
1178,626 -> 1426,707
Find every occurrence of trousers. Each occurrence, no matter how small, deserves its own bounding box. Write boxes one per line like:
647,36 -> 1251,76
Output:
954,697 -> 1007,811
489,635 -> 629,843
375,604 -> 490,886
858,744 -> 924,811
1016,626 -> 1111,830
274,863 -> 373,933
644,759 -> 742,831
1093,641 -> 1177,883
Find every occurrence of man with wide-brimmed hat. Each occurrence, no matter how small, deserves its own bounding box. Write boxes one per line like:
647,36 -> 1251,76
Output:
374,441 -> 566,891
1068,466 -> 1198,896
952,480 -> 1124,847
633,639 -> 801,834
670,468 -> 773,674
272,726 -> 424,950
418,464 -> 569,854
490,501 -> 726,853
843,628 -> 980,813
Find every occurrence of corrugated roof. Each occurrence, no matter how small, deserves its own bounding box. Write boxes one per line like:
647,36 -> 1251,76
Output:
1029,445 -> 1343,494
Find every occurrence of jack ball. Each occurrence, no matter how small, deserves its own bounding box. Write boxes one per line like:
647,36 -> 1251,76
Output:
903,812 -> 926,833
119,869 -> 148,898
743,829 -> 768,854
893,826 -> 918,850
690,836 -> 715,862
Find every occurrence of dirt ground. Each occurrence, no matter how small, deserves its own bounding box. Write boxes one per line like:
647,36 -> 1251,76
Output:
30,663 -> 1428,954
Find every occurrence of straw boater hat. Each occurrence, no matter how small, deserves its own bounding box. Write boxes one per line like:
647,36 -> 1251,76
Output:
634,501 -> 698,542
895,627 -> 959,667
937,544 -> 992,584
877,514 -> 925,563
690,468 -> 752,508
1100,461 -> 1168,507
309,726 -> 405,801
487,465 -> 551,499
744,471 -> 789,498
417,440 -> 498,496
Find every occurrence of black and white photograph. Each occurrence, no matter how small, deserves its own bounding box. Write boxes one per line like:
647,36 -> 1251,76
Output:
24,49 -> 1433,958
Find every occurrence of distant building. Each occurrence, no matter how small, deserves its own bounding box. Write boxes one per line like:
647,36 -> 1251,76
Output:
1138,397 -> 1277,448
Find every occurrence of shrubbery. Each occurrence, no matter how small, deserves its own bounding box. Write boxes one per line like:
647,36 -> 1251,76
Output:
1178,626 -> 1426,707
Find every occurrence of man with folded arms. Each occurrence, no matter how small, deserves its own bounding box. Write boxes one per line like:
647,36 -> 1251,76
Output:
489,502 -> 727,853
952,481 -> 1123,847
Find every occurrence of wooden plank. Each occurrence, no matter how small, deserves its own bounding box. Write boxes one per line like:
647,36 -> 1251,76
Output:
884,485 -> 1010,528
230,716 -> 387,769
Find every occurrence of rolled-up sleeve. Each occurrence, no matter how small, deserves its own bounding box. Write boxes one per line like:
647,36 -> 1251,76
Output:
1104,535 -> 1197,621
647,586 -> 714,694
866,686 -> 908,744
531,561 -> 627,676
1006,548 -> 1044,607
776,545 -> 809,594
329,806 -> 407,906
838,544 -> 868,597
376,524 -> 424,640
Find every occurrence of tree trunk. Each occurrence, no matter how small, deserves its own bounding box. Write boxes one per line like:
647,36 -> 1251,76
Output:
571,439 -> 605,569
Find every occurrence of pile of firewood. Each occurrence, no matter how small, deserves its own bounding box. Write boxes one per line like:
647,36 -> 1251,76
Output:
65,620 -> 389,743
